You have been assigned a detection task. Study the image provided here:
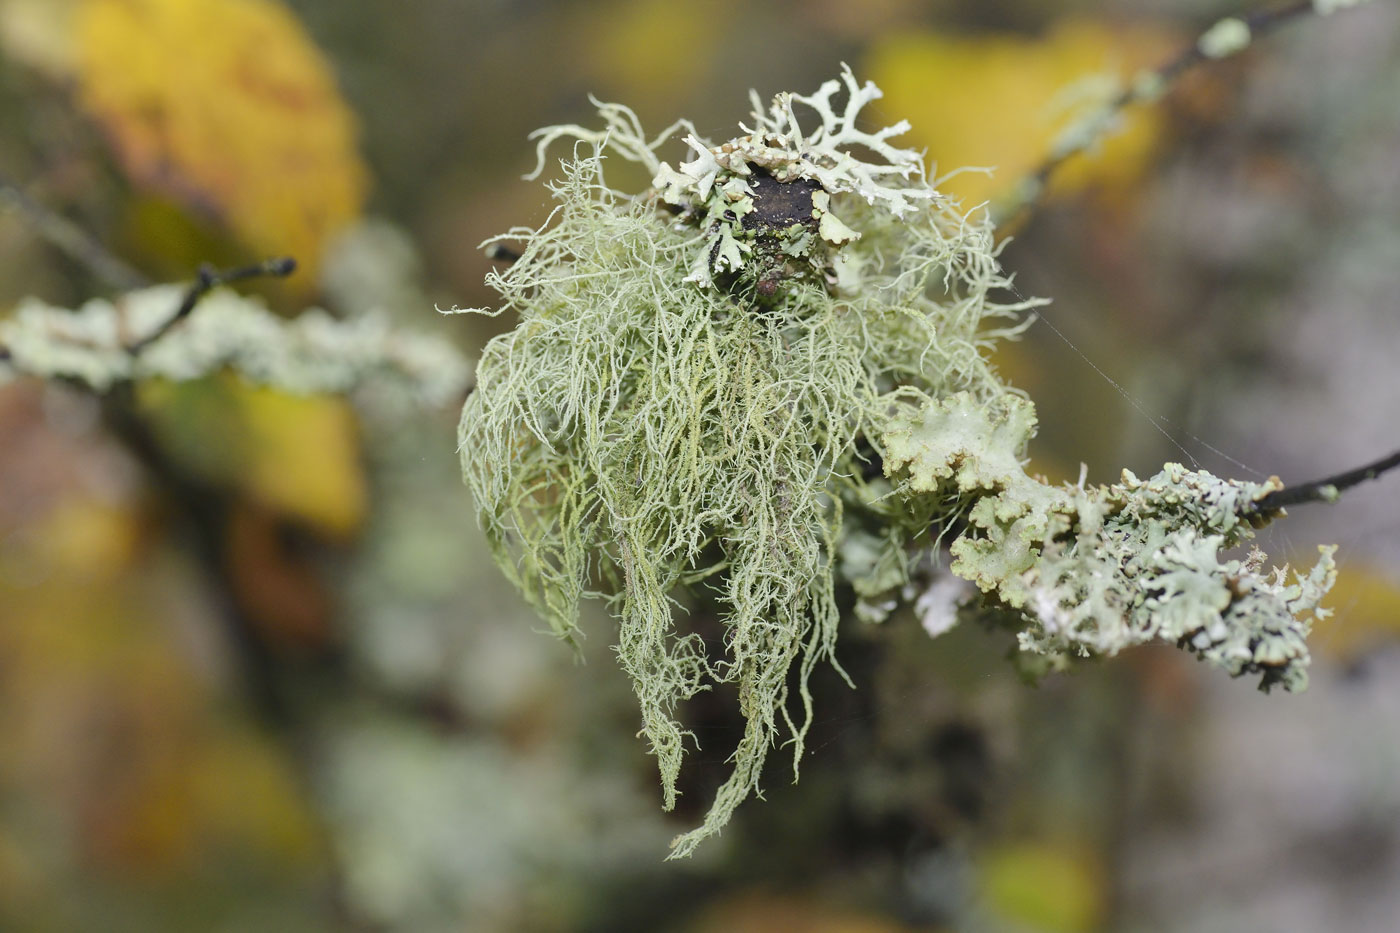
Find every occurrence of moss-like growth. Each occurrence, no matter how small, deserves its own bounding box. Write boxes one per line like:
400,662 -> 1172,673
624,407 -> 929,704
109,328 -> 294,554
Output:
459,69 -> 1027,856
457,69 -> 1333,856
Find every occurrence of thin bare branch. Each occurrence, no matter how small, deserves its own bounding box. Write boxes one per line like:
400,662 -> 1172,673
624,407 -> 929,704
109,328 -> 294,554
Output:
1252,448 -> 1400,515
998,0 -> 1360,227
125,257 -> 298,354
0,171 -> 148,290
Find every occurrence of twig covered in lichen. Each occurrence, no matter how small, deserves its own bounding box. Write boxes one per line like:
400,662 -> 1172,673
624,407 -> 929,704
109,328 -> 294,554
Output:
886,393 -> 1335,692
458,68 -> 1338,858
0,283 -> 469,406
1000,0 -> 1379,225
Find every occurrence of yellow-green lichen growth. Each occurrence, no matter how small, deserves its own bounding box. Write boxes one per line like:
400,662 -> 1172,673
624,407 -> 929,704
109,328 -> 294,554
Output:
456,68 -> 1335,859
457,71 -> 1029,857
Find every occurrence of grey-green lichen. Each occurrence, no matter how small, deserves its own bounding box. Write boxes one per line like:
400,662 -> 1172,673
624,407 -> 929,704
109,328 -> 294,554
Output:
0,285 -> 468,406
1198,17 -> 1252,59
457,70 -> 1334,857
885,392 -> 1335,692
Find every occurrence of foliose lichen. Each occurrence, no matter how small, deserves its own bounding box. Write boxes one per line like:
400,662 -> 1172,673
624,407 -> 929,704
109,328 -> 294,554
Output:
885,393 -> 1336,693
457,68 -> 1333,857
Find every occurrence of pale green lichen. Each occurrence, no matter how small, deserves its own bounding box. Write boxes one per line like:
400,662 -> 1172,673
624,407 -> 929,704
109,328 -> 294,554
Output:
1198,17 -> 1253,59
458,70 -> 1334,858
458,71 -> 1031,857
646,63 -> 931,289
885,395 -> 1335,693
0,285 -> 468,406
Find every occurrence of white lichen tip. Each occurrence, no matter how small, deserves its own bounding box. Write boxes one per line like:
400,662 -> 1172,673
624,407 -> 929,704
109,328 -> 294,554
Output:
653,65 -> 931,213
1198,17 -> 1252,59
742,63 -> 932,215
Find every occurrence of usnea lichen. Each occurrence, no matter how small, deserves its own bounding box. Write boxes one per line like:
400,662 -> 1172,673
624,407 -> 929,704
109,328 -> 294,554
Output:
457,68 -> 1333,856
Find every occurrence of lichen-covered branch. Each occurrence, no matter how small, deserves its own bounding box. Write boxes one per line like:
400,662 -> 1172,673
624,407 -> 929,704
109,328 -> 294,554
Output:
125,257 -> 298,353
1001,0 -> 1379,225
1,283 -> 469,406
885,393 -> 1335,693
456,69 -> 1339,858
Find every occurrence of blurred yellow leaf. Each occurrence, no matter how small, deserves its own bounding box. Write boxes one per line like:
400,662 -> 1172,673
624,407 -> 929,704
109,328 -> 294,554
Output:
1313,563 -> 1400,664
0,378 -> 325,905
236,382 -> 366,538
137,374 -> 367,539
576,0 -> 738,108
866,21 -> 1179,209
2,568 -> 321,875
980,841 -> 1103,933
75,0 -> 367,281
195,727 -> 322,859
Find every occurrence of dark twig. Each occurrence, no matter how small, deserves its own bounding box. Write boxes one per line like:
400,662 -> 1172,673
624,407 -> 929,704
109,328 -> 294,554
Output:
1252,447 -> 1400,515
0,171 -> 149,290
1000,0 -> 1339,226
125,256 -> 297,354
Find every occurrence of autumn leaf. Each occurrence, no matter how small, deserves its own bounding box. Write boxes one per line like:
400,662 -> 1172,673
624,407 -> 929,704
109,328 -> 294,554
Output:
75,0 -> 368,281
574,0 -> 739,108
866,21 -> 1179,210
136,374 -> 368,540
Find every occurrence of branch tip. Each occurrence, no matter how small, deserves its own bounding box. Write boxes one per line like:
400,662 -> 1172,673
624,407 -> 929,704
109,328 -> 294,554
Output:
125,255 -> 299,354
1251,447 -> 1400,515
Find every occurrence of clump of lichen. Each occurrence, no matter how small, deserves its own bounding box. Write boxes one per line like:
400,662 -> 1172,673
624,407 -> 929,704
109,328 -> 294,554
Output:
459,68 -> 1028,856
885,393 -> 1336,692
458,68 -> 1333,857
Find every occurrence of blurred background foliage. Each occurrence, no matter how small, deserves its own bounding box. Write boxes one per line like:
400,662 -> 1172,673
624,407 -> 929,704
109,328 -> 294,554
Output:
1,0 -> 1399,930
